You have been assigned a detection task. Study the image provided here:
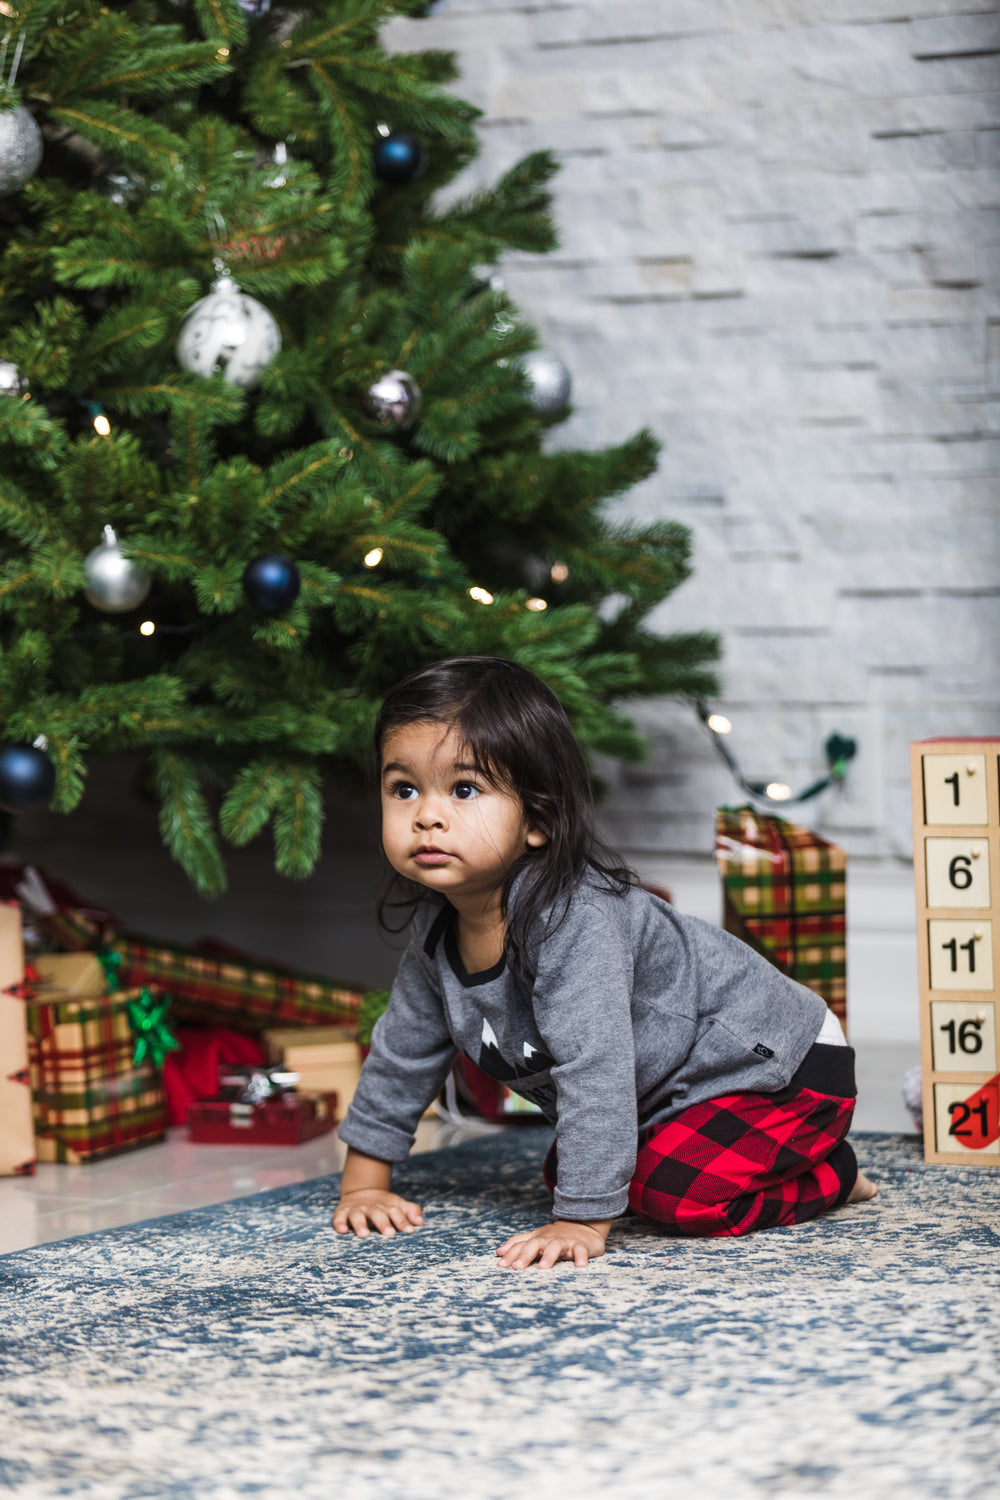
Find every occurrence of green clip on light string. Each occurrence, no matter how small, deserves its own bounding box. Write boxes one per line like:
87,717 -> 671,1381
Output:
695,700 -> 857,807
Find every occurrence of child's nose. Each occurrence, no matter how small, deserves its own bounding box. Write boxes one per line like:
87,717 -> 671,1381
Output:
414,794 -> 447,829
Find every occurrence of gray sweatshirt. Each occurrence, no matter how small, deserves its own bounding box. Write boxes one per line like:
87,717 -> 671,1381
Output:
338,877 -> 828,1221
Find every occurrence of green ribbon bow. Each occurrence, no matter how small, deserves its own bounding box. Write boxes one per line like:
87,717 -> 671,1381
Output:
97,949 -> 123,992
126,988 -> 181,1070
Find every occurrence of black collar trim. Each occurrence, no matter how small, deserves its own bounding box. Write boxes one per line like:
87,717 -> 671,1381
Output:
444,923 -> 507,989
423,905 -> 451,959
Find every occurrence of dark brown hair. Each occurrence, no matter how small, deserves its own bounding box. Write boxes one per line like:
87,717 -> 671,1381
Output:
375,656 -> 634,973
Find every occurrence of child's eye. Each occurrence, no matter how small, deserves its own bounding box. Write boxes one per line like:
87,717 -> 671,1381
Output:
453,782 -> 481,800
391,781 -> 418,800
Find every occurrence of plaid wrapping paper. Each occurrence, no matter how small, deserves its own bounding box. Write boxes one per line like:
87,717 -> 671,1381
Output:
27,985 -> 167,1164
715,806 -> 847,1028
105,932 -> 366,1034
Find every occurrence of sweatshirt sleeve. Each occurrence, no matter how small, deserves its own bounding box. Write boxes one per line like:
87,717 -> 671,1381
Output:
337,937 -> 457,1163
528,893 -> 640,1222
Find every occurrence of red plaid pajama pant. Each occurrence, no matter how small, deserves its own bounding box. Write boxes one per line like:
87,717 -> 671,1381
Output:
547,1043 -> 859,1238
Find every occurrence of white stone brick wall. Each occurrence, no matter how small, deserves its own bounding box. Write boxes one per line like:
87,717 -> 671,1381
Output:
388,1 -> 1000,860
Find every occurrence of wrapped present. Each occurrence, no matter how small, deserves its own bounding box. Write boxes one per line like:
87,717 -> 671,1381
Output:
162,1028 -> 267,1127
187,1090 -> 337,1146
26,958 -> 168,1164
0,864 -> 116,951
263,1025 -> 364,1114
0,902 -> 35,1176
2,863 -> 373,1034
100,931 -> 367,1034
715,806 -> 847,1031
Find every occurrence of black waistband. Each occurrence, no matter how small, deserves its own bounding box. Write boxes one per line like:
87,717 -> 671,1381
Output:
788,1041 -> 857,1099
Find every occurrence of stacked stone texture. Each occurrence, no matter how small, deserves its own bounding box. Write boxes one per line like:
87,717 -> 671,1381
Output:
388,1 -> 1000,859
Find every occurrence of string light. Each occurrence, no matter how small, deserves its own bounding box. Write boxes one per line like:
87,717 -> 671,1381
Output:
139,620 -> 155,637
363,548 -> 383,567
550,562 -> 569,583
696,700 -> 857,807
468,586 -> 493,605
93,413 -> 111,436
525,597 -> 547,612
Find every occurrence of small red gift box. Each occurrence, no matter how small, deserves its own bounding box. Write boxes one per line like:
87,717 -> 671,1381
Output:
186,1091 -> 338,1146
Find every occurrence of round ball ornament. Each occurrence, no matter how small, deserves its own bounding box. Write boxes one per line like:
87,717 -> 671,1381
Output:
0,359 -> 25,398
363,369 -> 422,432
373,131 -> 426,186
175,271 -> 281,390
520,350 -> 572,416
83,525 -> 153,614
0,105 -> 43,197
242,553 -> 301,613
0,743 -> 56,813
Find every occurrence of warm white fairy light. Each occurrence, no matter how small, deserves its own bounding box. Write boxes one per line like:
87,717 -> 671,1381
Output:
376,121 -> 391,137
363,547 -> 383,567
550,562 -> 569,583
93,413 -> 111,436
525,597 -> 547,612
765,782 -> 792,801
139,620 -> 156,637
469,586 -> 493,605
706,713 -> 732,735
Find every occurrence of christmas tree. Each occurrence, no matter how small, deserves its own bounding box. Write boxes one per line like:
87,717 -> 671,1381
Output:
0,0 -> 719,896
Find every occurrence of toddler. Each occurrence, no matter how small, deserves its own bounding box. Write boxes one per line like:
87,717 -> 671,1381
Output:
333,656 -> 876,1268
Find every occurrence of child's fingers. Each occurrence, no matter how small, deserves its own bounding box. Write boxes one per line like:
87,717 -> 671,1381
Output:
496,1231 -> 531,1255
387,1201 -> 423,1233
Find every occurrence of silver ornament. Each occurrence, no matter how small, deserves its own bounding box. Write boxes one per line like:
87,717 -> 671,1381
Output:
0,360 -> 25,397
520,350 -> 572,416
0,105 -> 43,197
83,525 -> 153,613
363,369 -> 422,431
175,272 -> 281,389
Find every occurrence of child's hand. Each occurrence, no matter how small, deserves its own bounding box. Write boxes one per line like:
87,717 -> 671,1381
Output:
496,1218 -> 611,1270
332,1188 -> 424,1239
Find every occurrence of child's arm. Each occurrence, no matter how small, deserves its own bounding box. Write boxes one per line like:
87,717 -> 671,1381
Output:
496,1218 -> 613,1270
331,1146 -> 425,1239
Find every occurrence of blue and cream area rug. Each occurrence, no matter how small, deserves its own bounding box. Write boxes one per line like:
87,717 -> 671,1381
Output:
2,1130 -> 998,1499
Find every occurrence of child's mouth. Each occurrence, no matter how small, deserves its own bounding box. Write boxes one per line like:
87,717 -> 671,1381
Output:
414,847 -> 452,866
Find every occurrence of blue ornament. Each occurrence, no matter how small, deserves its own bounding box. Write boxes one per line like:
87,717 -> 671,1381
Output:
0,744 -> 56,813
242,553 -> 301,613
373,131 -> 426,186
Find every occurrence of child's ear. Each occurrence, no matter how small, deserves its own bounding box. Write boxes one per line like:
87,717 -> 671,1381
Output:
525,828 -> 547,849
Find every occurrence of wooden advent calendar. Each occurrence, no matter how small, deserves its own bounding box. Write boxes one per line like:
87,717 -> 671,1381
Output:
911,738 -> 1000,1166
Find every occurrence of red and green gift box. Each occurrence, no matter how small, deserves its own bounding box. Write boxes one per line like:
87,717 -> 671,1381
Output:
101,933 -> 366,1033
4,862 -> 371,1035
26,953 -> 169,1164
715,806 -> 848,1031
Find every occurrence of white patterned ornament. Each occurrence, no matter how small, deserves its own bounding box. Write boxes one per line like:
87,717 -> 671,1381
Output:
175,271 -> 281,390
83,526 -> 153,613
0,105 -> 43,197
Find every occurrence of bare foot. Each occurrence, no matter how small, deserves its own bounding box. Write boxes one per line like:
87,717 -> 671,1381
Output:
847,1170 -> 878,1204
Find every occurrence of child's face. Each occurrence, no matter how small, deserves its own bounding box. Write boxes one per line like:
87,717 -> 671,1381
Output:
380,720 -> 545,913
